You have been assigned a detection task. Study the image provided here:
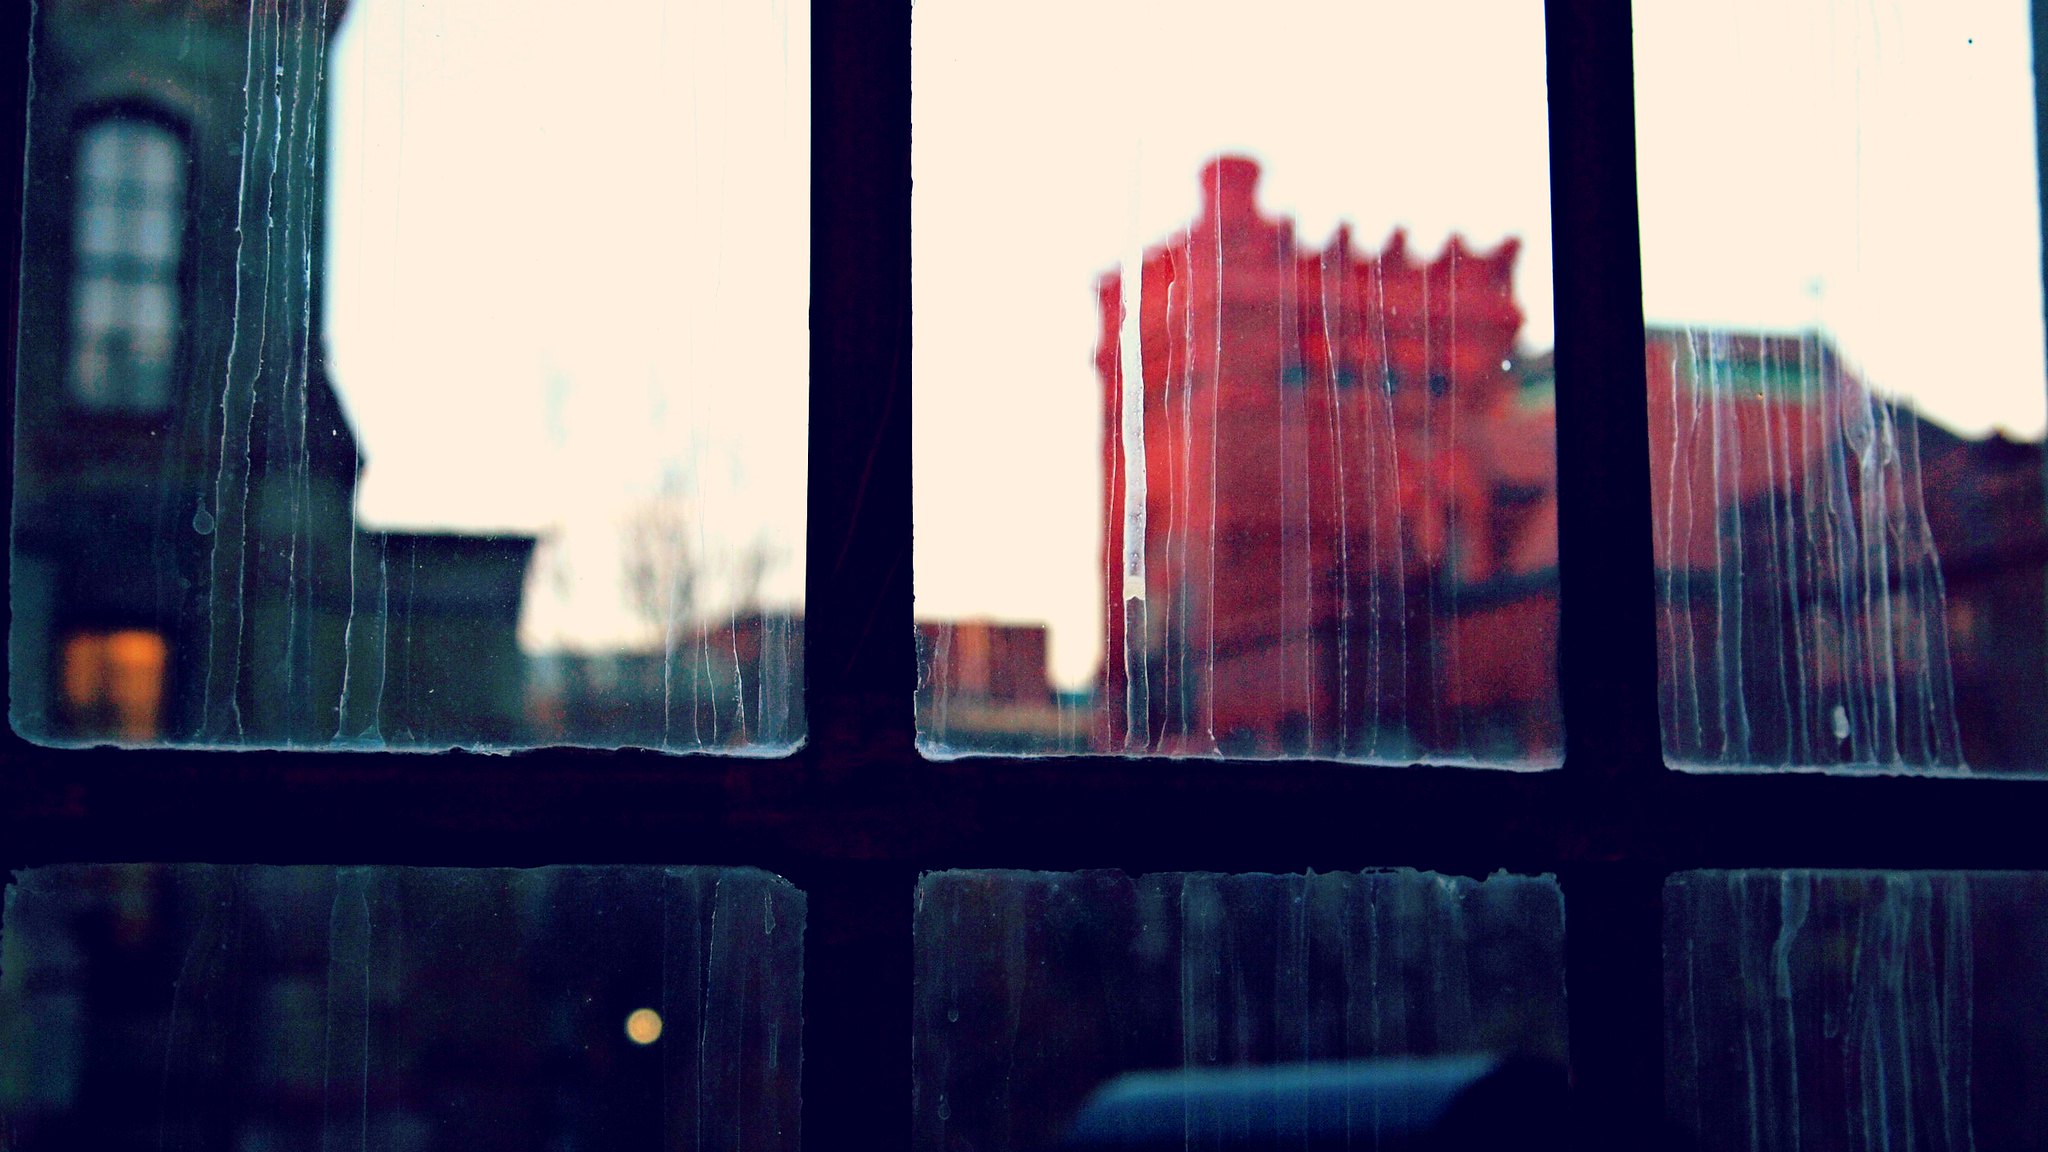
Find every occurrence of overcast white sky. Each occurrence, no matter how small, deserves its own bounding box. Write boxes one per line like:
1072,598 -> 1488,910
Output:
1636,0 -> 2045,437
325,0 -> 808,654
320,0 -> 2045,684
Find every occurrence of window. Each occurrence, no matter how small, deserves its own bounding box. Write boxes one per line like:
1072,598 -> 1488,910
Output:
5,2 -> 2048,1151
1,864 -> 805,1150
67,115 -> 184,413
1636,0 -> 2048,775
57,628 -> 167,741
914,868 -> 1568,1150
1667,871 -> 2048,1148
912,1 -> 1561,765
10,0 -> 808,751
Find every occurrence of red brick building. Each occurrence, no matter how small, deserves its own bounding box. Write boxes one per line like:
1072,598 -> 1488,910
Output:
909,155 -> 2039,768
1091,159 -> 2047,769
1095,157 -> 1559,760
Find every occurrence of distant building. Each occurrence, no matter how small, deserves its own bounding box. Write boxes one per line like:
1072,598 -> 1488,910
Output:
349,532 -> 537,745
526,612 -> 805,751
1915,426 -> 2048,770
1648,329 -> 1958,768
1075,155 -> 2037,767
11,0 -> 534,745
1648,328 -> 2045,769
916,619 -> 1089,753
1095,156 -> 1558,760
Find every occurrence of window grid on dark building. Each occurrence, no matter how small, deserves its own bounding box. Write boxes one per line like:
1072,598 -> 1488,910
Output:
68,116 -> 183,412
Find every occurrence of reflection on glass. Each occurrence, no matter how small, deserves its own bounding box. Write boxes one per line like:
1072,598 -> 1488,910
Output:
913,869 -> 1567,1152
1636,0 -> 2047,772
1666,871 -> 2048,1150
11,0 -> 807,751
913,0 -> 1558,764
0,864 -> 805,1152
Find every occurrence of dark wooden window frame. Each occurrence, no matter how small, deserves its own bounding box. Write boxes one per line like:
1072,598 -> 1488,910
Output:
6,2 -> 2048,1147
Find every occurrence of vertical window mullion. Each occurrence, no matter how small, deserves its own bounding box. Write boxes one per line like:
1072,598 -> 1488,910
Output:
807,0 -> 915,766
1548,0 -> 1660,781
1562,863 -> 1666,1147
1545,0 -> 1666,1146
805,0 -> 915,1146
800,860 -> 918,1150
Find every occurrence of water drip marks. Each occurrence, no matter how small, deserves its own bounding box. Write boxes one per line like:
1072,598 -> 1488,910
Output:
1649,329 -> 1965,771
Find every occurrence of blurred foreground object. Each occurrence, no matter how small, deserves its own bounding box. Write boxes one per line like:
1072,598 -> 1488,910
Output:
1062,1056 -> 1572,1152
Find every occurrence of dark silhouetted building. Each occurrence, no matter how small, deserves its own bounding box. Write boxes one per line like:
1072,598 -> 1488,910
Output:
11,0 -> 535,746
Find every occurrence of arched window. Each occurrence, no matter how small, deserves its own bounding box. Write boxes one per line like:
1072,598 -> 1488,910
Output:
69,115 -> 184,412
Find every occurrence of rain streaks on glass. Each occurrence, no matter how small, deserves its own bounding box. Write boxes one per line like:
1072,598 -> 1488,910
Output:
1666,871 -> 2048,1151
0,864 -> 805,1152
914,869 -> 1567,1152
10,0 -> 808,751
913,0 -> 1560,764
1635,0 -> 2048,772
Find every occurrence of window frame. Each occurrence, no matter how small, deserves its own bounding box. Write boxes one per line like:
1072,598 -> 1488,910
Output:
62,106 -> 191,415
5,1 -> 2048,1148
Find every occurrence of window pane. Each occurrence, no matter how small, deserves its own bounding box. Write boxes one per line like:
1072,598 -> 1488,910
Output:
914,869 -> 1568,1152
913,1 -> 1560,764
1666,871 -> 2048,1149
68,117 -> 182,411
1636,0 -> 2048,772
0,864 -> 805,1152
12,0 -> 808,750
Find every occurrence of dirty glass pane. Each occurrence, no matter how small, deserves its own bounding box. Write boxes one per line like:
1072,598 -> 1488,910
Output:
1636,0 -> 2047,772
1666,871 -> 2048,1151
913,869 -> 1567,1152
0,864 -> 804,1151
913,2 -> 1560,764
11,0 -> 807,751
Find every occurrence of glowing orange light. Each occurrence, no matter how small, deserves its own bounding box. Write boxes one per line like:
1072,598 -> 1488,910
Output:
60,629 -> 167,739
61,633 -> 106,709
624,1007 -> 663,1045
104,630 -> 167,740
